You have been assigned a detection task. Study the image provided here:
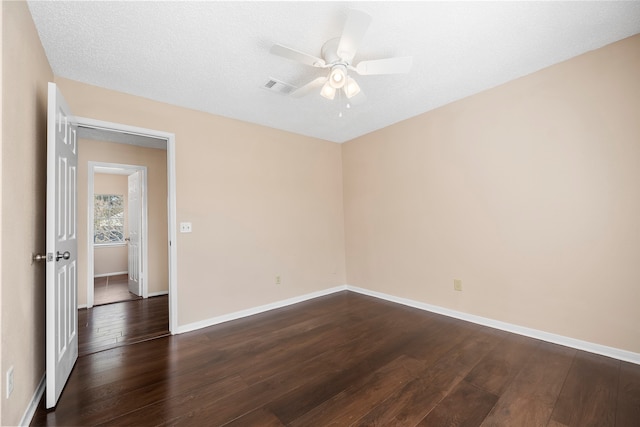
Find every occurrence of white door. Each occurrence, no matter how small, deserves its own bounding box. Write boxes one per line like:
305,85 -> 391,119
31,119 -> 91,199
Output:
46,83 -> 78,409
127,171 -> 142,296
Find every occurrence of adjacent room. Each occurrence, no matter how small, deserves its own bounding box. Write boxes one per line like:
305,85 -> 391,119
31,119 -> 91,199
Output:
2,1 -> 640,426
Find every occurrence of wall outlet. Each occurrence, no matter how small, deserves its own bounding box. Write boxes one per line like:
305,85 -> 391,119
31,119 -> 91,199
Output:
6,366 -> 14,398
179,222 -> 192,233
454,279 -> 463,292
275,275 -> 281,285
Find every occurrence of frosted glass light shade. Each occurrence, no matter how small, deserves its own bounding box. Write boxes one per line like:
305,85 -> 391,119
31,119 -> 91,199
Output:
320,81 -> 336,99
344,76 -> 361,98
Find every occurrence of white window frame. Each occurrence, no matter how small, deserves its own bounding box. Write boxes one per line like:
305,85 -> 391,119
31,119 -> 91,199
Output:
93,193 -> 126,246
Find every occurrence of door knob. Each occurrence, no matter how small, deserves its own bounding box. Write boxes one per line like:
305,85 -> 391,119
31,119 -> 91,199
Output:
32,253 -> 49,263
56,251 -> 71,261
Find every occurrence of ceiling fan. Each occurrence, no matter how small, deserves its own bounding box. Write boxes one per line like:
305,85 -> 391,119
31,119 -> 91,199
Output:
270,9 -> 412,101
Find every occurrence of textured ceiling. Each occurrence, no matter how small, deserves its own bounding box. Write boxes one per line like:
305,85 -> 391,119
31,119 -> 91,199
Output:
28,1 -> 640,143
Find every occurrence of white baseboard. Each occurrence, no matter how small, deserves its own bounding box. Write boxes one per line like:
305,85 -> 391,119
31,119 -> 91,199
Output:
148,291 -> 169,297
171,283 -> 639,365
20,374 -> 45,427
94,271 -> 127,278
77,304 -> 87,309
175,285 -> 347,334
346,285 -> 640,365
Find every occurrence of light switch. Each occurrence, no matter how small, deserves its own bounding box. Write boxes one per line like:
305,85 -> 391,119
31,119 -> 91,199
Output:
180,222 -> 192,233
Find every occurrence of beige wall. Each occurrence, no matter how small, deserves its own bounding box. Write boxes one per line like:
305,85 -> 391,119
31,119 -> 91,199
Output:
94,246 -> 128,277
78,140 -> 168,304
93,173 -> 128,277
57,77 -> 347,325
343,34 -> 640,354
1,1 -> 53,425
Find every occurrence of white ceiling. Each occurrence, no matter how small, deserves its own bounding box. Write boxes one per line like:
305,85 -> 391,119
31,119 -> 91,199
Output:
28,1 -> 640,143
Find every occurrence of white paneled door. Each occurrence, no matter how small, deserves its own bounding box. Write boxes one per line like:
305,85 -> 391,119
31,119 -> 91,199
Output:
127,171 -> 142,296
46,82 -> 78,409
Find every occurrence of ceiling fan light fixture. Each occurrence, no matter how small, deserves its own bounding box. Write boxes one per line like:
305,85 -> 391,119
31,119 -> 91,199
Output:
344,76 -> 361,98
320,81 -> 336,99
328,65 -> 347,89
269,10 -> 411,105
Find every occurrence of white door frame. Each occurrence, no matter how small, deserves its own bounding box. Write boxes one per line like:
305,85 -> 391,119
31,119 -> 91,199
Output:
88,163 -> 148,305
78,117 -> 178,334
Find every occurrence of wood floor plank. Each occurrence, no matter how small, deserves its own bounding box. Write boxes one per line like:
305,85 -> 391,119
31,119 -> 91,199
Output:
288,355 -> 424,426
481,341 -> 575,427
402,314 -> 480,366
616,360 -> 640,427
465,333 -> 540,396
354,326 -> 503,426
221,408 -> 285,427
546,420 -> 569,427
266,348 -> 380,424
54,372 -> 246,426
549,351 -> 619,426
93,274 -> 141,306
417,380 -> 498,427
98,375 -> 248,426
158,351 -> 354,426
238,321 -> 362,385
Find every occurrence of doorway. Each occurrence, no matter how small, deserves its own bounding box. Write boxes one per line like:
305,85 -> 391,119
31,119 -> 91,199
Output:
76,118 -> 177,333
89,163 -> 147,306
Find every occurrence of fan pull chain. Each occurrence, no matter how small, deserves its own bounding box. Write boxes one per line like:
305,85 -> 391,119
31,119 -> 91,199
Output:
338,88 -> 347,118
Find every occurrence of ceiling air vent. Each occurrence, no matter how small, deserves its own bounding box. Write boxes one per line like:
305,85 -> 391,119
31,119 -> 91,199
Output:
262,78 -> 296,95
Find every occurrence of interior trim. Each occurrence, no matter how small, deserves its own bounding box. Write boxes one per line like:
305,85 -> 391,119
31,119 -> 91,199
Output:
346,285 -> 640,366
20,375 -> 45,427
87,162 -> 148,307
148,291 -> 169,298
76,116 -> 178,334
93,271 -> 128,279
174,286 -> 348,334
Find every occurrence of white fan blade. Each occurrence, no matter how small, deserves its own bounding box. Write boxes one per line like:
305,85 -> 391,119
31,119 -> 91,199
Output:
337,9 -> 372,63
355,56 -> 413,75
270,44 -> 326,68
291,77 -> 327,98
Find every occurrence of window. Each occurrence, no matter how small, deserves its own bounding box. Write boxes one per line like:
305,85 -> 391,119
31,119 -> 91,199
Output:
94,194 -> 125,244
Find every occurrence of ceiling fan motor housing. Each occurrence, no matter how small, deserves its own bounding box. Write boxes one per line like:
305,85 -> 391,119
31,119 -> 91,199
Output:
322,38 -> 345,65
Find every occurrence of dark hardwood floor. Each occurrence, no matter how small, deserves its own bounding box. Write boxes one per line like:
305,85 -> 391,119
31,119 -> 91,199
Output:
79,295 -> 169,356
94,274 -> 141,306
31,291 -> 640,426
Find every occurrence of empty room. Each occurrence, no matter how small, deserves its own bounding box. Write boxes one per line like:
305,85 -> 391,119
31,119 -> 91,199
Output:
2,1 -> 640,426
